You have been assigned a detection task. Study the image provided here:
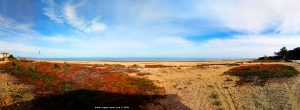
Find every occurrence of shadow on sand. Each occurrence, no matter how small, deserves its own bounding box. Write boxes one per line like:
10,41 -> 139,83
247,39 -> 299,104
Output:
1,89 -> 190,110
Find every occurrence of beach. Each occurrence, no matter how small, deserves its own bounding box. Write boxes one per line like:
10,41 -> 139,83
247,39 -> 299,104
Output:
1,60 -> 300,110
36,60 -> 247,66
36,60 -> 300,110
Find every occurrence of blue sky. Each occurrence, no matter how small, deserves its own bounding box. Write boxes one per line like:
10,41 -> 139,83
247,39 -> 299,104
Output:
0,0 -> 300,58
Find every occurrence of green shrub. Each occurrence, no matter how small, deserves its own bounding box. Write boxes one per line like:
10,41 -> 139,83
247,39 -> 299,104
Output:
64,68 -> 69,72
225,64 -> 298,85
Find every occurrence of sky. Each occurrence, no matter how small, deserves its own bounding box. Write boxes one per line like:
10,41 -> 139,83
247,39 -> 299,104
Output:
0,0 -> 300,58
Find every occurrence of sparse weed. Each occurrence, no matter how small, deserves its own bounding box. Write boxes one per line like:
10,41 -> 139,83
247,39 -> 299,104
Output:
225,77 -> 233,81
209,93 -> 219,99
212,101 -> 221,106
52,64 -> 60,69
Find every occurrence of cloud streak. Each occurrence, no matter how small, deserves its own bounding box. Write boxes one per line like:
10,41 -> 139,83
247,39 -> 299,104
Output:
43,0 -> 106,33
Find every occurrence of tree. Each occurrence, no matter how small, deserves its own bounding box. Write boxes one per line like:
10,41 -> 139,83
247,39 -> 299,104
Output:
274,47 -> 288,60
8,54 -> 15,61
8,54 -> 14,59
288,47 -> 300,60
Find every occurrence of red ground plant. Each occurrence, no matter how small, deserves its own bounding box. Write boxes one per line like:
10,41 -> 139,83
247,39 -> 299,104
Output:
0,61 -> 165,97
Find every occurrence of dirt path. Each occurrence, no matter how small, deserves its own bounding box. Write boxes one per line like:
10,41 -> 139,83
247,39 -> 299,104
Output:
296,84 -> 300,110
287,63 -> 300,110
0,72 -> 35,108
211,83 -> 237,110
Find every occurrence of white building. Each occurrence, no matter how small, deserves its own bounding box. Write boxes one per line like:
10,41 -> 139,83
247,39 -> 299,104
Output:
1,52 -> 9,61
292,60 -> 300,64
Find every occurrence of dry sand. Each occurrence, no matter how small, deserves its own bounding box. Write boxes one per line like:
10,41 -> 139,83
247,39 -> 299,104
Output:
1,60 -> 300,110
41,60 -> 300,110
37,60 -> 246,66
138,61 -> 300,110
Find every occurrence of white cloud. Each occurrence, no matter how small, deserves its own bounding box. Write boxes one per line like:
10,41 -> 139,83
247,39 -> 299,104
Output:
43,1 -> 106,33
202,0 -> 300,34
43,0 -> 64,23
39,36 -> 77,43
63,3 -> 85,29
0,40 -> 38,53
0,15 -> 33,34
157,36 -> 194,47
63,3 -> 106,33
0,40 -> 79,58
188,35 -> 300,58
84,18 -> 107,33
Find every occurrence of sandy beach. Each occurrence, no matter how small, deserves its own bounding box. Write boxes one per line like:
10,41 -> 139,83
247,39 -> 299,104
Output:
36,60 -> 248,66
29,60 -> 299,110
1,60 -> 300,109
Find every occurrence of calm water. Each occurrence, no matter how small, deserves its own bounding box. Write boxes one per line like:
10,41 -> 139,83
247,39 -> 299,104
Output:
29,57 -> 251,61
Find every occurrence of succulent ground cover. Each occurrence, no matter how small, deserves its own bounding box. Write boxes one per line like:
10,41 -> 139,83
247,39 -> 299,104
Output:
225,64 -> 298,85
0,61 -> 166,109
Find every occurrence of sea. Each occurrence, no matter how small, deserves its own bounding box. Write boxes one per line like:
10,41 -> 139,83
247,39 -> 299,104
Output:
28,57 -> 252,61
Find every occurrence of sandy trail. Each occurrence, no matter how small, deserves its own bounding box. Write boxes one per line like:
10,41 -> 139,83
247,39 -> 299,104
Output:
297,83 -> 300,110
286,63 -> 300,110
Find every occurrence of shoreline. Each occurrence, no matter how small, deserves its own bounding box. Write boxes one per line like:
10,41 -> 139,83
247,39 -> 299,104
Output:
34,59 -> 250,62
33,60 -> 250,66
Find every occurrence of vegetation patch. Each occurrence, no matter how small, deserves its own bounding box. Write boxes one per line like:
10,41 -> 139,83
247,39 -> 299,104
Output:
0,61 -> 165,96
212,101 -> 221,106
224,64 -> 298,85
136,72 -> 151,76
196,63 -> 240,69
209,93 -> 219,99
144,65 -> 174,68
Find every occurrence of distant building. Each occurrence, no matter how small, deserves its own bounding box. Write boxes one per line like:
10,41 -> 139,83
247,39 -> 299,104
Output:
1,52 -> 10,61
292,60 -> 300,64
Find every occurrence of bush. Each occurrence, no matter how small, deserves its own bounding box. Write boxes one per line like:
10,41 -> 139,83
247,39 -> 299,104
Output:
224,64 -> 298,85
52,64 -> 60,69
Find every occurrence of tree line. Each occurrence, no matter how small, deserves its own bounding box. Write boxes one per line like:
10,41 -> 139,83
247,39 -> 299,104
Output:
258,47 -> 300,60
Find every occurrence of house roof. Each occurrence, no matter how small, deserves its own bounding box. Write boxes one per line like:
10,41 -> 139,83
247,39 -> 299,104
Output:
1,52 -> 9,55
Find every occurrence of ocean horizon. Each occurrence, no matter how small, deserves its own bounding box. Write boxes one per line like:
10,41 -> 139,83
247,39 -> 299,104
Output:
27,57 -> 253,61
